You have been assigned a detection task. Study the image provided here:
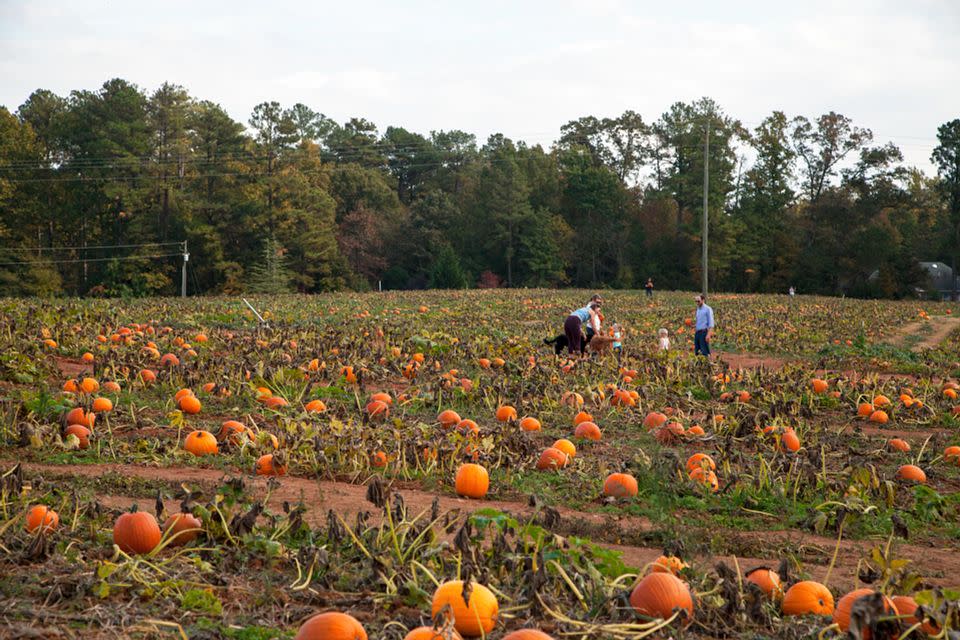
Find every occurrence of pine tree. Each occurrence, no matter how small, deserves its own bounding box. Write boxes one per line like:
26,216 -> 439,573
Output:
247,237 -> 293,293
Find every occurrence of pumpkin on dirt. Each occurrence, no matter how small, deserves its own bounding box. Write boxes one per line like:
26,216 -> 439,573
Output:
857,402 -> 874,417
811,378 -> 828,394
887,438 -> 910,452
431,580 -> 499,637
628,572 -> 693,622
25,505 -> 59,534
304,399 -> 327,413
162,512 -> 202,547
255,454 -> 287,476
895,464 -> 926,483
64,424 -> 91,448
779,428 -> 801,453
891,595 -> 940,636
365,400 -> 389,419
782,581 -> 834,616
455,463 -> 489,498
371,451 -> 389,468
868,410 -> 888,424
944,445 -> 960,465
642,412 -> 668,430
832,589 -> 898,635
178,394 -> 202,414
438,409 -> 461,429
295,611 -> 367,640
519,416 -> 541,432
745,568 -> 783,599
573,421 -> 602,441
572,411 -> 594,426
495,405 -> 517,422
689,467 -> 719,492
65,407 -> 95,428
184,430 -> 218,456
91,397 -> 113,413
552,439 -> 576,458
113,510 -> 162,555
536,447 -> 570,471
603,473 -> 638,498
685,453 -> 716,474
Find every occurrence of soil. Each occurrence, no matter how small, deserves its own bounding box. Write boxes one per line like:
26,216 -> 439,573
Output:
889,315 -> 960,351
15,460 -> 960,590
53,357 -> 92,379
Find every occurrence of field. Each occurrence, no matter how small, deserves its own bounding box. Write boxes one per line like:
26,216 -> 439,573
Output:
1,290 -> 959,639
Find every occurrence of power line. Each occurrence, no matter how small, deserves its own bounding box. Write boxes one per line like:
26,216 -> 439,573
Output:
0,241 -> 183,252
0,253 -> 183,267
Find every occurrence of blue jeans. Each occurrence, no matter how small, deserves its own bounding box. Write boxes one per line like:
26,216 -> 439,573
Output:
694,329 -> 710,356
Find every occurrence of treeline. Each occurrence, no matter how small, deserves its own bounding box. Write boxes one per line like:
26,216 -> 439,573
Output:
0,78 -> 958,298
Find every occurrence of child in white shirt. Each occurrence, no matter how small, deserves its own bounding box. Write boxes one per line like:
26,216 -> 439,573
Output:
658,328 -> 670,351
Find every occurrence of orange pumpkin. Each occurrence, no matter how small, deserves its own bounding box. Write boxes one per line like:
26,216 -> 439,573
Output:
782,581 -> 834,616
572,410 -> 594,426
65,407 -> 95,429
91,397 -> 113,413
685,453 -> 716,474
519,416 -> 541,432
179,394 -> 202,415
873,394 -> 891,407
61,420 -> 90,445
371,451 -> 388,468
160,353 -> 180,367
370,391 -> 392,406
689,467 -> 719,492
295,611 -> 367,640
305,399 -> 327,413
642,412 -> 668,430
255,454 -> 287,476
139,369 -> 157,383
832,589 -> 898,635
431,581 -> 498,637
745,568 -> 783,599
25,505 -> 59,534
780,428 -> 801,453
896,464 -> 926,483
456,419 -> 480,436
438,409 -> 462,429
868,410 -> 888,424
113,510 -> 161,555
629,572 -> 693,623
574,421 -> 602,441
944,445 -> 960,465
495,405 -> 517,422
365,400 -> 389,419
184,430 -> 218,456
455,464 -> 489,498
163,512 -> 202,547
811,378 -> 828,394
552,439 -> 576,458
603,473 -> 638,498
888,438 -> 910,452
857,402 -> 875,417
891,595 -> 940,636
80,377 -> 100,394
536,447 -> 569,471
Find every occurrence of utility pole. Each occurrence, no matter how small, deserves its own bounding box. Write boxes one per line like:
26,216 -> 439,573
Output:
181,240 -> 189,298
702,120 -> 710,298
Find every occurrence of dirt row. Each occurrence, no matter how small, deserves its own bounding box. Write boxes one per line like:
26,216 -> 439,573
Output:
15,461 -> 960,590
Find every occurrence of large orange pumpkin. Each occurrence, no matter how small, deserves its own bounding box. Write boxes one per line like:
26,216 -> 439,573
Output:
628,572 -> 693,623
573,421 -> 602,441
91,397 -> 113,413
295,611 -> 367,640
603,473 -> 638,498
832,589 -> 898,635
431,581 -> 498,637
64,424 -> 91,449
502,631 -> 554,640
536,447 -> 569,471
438,409 -> 462,429
896,464 -> 926,483
888,438 -> 911,452
891,595 -> 940,636
944,445 -> 960,465
184,430 -> 218,456
643,412 -> 668,430
685,453 -> 716,474
455,464 -> 489,499
572,410 -> 594,426
255,453 -> 287,476
811,378 -> 828,394
179,394 -> 202,414
113,510 -> 161,555
495,405 -> 517,422
65,407 -> 95,429
552,439 -> 576,458
782,581 -> 834,616
857,402 -> 874,417
519,417 -> 541,432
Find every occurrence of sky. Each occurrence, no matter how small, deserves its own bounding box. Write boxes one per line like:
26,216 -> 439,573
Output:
2,0 -> 958,173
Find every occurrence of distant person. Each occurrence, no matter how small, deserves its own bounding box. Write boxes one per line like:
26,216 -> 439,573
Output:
694,295 -> 714,357
658,328 -> 670,351
789,286 -> 796,298
585,294 -> 603,344
645,278 -> 654,298
612,322 -> 623,364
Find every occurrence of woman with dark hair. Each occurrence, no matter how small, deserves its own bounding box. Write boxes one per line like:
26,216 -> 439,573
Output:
564,300 -> 601,357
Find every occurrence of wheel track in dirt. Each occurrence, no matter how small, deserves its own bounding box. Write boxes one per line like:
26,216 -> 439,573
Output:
12,460 -> 960,589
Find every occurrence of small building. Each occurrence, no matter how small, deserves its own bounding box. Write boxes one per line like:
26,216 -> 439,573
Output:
868,261 -> 959,300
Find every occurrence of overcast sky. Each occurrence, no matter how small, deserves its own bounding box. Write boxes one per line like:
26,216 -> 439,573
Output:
2,0 -> 958,172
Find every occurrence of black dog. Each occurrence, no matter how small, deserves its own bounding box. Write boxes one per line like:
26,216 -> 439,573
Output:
544,329 -> 594,356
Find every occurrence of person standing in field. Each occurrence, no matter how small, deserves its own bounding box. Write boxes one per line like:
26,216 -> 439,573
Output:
694,294 -> 714,357
645,278 -> 654,298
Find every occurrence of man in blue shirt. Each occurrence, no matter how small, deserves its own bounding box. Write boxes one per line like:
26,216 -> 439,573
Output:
694,295 -> 714,357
